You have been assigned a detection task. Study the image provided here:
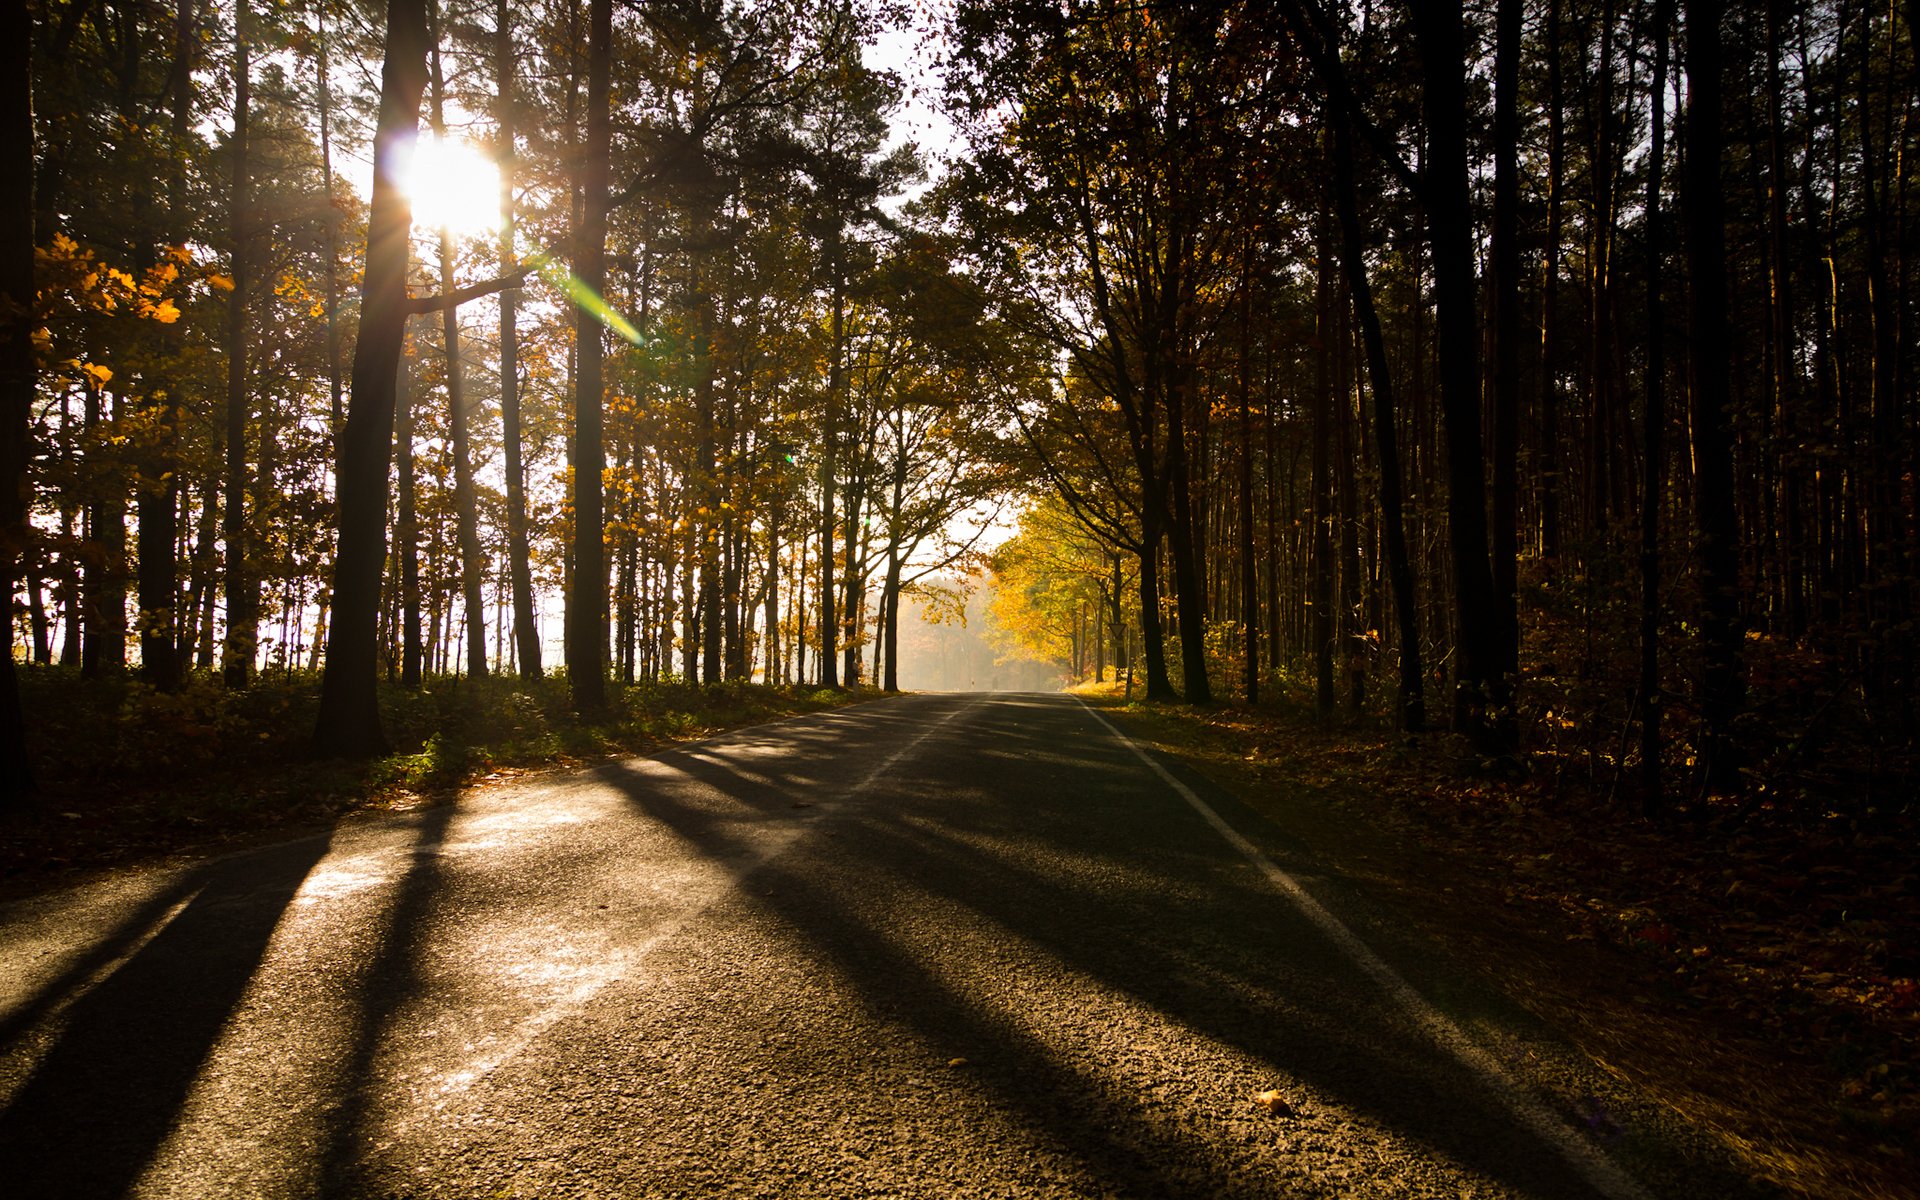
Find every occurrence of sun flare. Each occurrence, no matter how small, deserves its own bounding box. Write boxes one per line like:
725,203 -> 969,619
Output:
401,135 -> 502,237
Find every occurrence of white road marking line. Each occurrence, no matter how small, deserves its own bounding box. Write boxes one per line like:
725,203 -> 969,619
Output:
1077,698 -> 1656,1200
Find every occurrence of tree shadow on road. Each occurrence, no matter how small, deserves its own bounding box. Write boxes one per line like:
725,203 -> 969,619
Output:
602,693 -> 1735,1200
0,833 -> 334,1199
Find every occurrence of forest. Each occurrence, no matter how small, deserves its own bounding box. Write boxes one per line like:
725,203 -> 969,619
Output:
3,0 -> 1918,827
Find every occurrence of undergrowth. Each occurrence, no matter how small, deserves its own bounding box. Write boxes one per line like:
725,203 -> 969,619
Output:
1,667 -> 857,892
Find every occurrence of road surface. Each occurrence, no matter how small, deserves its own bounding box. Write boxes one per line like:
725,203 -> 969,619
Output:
0,693 -> 1762,1198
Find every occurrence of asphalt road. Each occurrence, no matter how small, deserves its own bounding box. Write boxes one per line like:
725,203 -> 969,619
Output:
0,693 -> 1768,1199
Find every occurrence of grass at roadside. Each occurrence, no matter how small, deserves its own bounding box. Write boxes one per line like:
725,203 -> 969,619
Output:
1,667 -> 863,898
1083,684 -> 1916,1200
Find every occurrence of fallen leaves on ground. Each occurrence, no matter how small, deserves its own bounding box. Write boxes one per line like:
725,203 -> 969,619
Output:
1105,696 -> 1918,1200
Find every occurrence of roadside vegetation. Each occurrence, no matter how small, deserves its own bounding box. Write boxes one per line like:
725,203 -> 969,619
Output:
0,669 -> 856,896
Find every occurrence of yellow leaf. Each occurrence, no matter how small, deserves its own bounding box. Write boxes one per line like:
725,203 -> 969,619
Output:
148,299 -> 180,324
82,362 -> 113,385
1253,1089 -> 1292,1115
207,274 -> 235,292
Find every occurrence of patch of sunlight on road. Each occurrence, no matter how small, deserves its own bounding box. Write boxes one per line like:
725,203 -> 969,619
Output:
294,852 -> 403,906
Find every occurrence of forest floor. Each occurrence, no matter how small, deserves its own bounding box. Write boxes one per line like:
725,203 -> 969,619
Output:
0,670 -> 862,901
1092,684 -> 1918,1200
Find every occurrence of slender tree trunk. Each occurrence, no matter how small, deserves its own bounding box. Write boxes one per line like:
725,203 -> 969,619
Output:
496,0 -> 540,679
819,240 -> 843,689
1413,0 -> 1503,742
82,381 -> 126,677
1331,104 -> 1425,732
1683,0 -> 1746,784
1765,0 -> 1804,635
1312,209 -> 1336,717
427,19 -> 488,680
567,0 -> 612,715
1238,232 -> 1259,704
223,0 -> 256,687
138,0 -> 198,692
318,3 -> 344,442
395,342 -> 423,687
1,0 -> 34,806
312,0 -> 431,757
1640,0 -> 1672,812
1490,0 -> 1522,691
1166,360 -> 1211,700
1540,0 -> 1566,562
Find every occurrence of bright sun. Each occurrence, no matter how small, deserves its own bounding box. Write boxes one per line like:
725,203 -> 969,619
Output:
401,135 -> 502,237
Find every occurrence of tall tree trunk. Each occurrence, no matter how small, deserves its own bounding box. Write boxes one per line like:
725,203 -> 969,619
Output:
1238,231 -> 1259,705
496,0 -> 540,679
1683,0 -> 1746,784
1312,209 -> 1336,717
395,342 -> 423,687
567,0 -> 612,715
312,0 -> 431,757
1413,0 -> 1503,742
1165,348 -> 1210,700
1,0 -> 34,807
819,239 -> 843,689
138,0 -> 198,692
82,380 -> 126,677
318,1 -> 344,442
1331,104 -> 1424,732
1490,0 -> 1522,691
428,16 -> 488,680
223,0 -> 256,688
1764,0 -> 1803,635
1540,0 -> 1566,562
696,266 -> 722,685
1640,0 -> 1672,812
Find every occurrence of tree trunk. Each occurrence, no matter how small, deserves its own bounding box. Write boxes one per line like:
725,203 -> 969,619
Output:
496,0 -> 540,679
1312,207 -> 1336,717
1413,0 -> 1503,742
1,0 -> 34,806
1331,104 -> 1424,731
819,239 -> 843,689
312,0 -> 431,758
1490,0 -> 1522,689
1683,0 -> 1746,784
223,0 -> 255,687
395,345 -> 423,687
1540,0 -> 1565,562
567,0 -> 612,716
1640,0 -> 1672,812
1238,232 -> 1258,704
428,18 -> 488,680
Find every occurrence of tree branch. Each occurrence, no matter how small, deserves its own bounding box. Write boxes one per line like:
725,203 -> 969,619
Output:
407,269 -> 528,313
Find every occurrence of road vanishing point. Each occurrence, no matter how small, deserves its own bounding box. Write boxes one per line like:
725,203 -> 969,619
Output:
0,693 -> 1768,1199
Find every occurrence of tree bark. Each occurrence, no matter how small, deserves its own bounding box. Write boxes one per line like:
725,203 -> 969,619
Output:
312,0 -> 432,758
1640,0 -> 1672,812
1412,0 -> 1503,742
1331,104 -> 1424,732
567,0 -> 612,715
223,0 -> 256,687
1683,0 -> 1746,783
427,13 -> 488,680
496,0 -> 540,679
1,0 -> 35,806
1490,0 -> 1522,688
